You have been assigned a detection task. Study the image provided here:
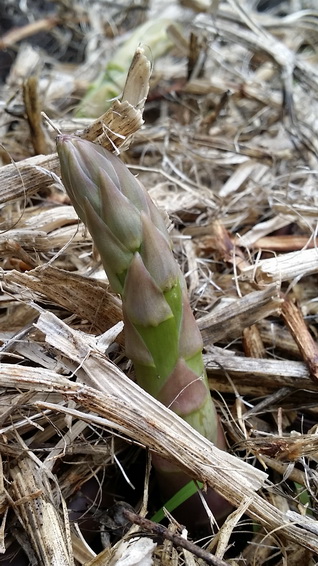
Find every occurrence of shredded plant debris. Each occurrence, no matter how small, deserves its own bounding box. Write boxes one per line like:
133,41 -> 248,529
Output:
1,0 -> 318,565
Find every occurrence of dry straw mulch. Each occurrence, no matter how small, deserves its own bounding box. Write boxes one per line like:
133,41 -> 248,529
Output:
1,0 -> 318,564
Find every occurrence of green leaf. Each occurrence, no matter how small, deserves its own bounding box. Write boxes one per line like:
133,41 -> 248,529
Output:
294,482 -> 312,515
151,480 -> 203,523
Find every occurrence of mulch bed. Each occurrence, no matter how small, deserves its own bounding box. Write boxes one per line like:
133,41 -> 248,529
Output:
1,1 -> 318,564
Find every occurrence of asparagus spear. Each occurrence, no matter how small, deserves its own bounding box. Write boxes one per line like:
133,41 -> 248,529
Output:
57,135 -> 230,526
76,19 -> 174,118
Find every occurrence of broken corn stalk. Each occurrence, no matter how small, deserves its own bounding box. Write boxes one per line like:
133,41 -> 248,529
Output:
57,135 -> 229,526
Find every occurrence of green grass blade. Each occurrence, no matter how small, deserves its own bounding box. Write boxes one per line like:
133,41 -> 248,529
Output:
151,480 -> 203,523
